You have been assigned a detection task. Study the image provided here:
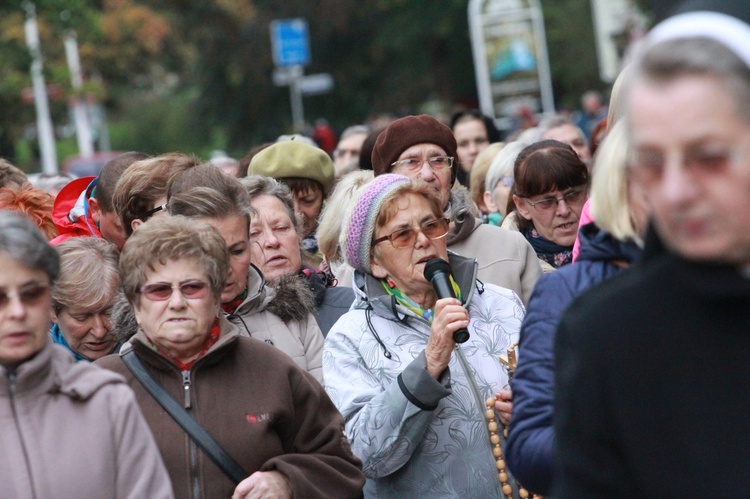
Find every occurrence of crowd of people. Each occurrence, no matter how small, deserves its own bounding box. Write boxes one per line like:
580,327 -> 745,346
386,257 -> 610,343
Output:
2,1 -> 750,497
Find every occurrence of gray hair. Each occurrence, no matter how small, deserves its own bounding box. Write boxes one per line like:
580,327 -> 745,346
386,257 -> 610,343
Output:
52,237 -> 120,313
485,141 -> 527,193
537,115 -> 587,144
240,175 -> 300,232
629,37 -> 750,124
339,125 -> 370,142
0,212 -> 59,283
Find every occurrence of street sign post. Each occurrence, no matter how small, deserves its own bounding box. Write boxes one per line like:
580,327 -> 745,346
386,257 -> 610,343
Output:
270,19 -> 310,67
298,73 -> 334,96
270,18 -> 333,132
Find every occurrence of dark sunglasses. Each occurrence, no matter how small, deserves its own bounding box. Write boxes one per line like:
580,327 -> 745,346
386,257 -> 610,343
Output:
135,203 -> 168,222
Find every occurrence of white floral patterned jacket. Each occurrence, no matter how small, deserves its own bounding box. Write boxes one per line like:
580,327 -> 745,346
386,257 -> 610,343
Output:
323,252 -> 525,498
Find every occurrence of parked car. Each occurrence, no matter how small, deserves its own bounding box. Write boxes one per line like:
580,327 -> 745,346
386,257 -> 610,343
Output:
63,151 -> 126,177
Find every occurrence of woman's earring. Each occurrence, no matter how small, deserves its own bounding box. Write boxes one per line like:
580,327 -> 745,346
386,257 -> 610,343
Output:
387,279 -> 396,289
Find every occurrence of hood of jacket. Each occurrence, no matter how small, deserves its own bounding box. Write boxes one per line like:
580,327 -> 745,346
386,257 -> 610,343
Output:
446,187 -> 482,246
0,340 -> 123,400
352,251 -> 479,322
577,222 -> 642,265
112,291 -> 138,343
299,265 -> 335,306
51,176 -> 101,239
232,264 -> 275,317
266,273 -> 316,323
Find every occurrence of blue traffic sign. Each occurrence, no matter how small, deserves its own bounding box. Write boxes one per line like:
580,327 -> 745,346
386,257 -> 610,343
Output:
270,19 -> 310,67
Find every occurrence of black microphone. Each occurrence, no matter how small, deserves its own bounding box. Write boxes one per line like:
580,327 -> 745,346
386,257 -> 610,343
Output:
423,258 -> 470,343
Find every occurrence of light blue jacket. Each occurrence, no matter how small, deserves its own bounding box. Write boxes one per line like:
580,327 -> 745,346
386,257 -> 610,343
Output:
323,252 -> 524,498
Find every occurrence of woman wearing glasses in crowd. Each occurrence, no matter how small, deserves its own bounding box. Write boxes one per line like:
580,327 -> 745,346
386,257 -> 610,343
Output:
0,212 -> 173,498
96,215 -> 365,499
502,140 -> 590,272
504,122 -> 647,495
324,174 -> 524,497
112,152 -> 199,241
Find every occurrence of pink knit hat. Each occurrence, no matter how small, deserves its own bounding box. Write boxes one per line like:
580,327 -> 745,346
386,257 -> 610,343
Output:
342,174 -> 410,274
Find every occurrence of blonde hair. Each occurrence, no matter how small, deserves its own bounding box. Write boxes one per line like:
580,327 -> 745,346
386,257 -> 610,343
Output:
589,121 -> 640,243
53,237 -> 120,312
469,142 -> 504,210
317,170 -> 374,266
607,65 -> 630,131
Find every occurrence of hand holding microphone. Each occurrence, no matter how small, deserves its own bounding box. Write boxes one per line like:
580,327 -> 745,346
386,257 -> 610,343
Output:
424,258 -> 470,344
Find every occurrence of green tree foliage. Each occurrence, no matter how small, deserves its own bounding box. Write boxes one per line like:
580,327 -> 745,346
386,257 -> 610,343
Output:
2,0 -> 652,166
540,0 -> 605,110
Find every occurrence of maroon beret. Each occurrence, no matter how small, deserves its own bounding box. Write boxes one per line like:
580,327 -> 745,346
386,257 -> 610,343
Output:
371,115 -> 459,185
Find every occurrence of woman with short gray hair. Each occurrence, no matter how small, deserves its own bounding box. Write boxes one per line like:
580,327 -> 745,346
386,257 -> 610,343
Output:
242,175 -> 354,337
0,211 -> 172,498
50,237 -> 121,361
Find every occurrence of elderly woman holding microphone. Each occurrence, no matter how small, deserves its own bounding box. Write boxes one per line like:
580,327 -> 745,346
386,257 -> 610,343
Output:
324,174 -> 524,498
97,215 -> 364,499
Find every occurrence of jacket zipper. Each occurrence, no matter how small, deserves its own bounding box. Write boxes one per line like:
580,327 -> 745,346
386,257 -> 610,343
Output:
455,347 -> 507,497
8,372 -> 39,499
182,369 -> 201,499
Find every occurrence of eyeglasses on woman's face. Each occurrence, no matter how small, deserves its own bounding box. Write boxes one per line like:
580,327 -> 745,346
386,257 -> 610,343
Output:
390,156 -> 454,172
0,282 -> 49,311
372,217 -> 450,249
523,187 -> 587,212
139,280 -> 210,301
135,204 -> 168,223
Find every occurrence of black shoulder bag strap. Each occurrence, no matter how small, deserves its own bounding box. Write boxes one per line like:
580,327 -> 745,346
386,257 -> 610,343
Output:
121,349 -> 247,485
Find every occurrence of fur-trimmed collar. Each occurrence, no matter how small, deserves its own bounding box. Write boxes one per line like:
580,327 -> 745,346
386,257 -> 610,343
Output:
266,274 -> 316,323
446,185 -> 481,246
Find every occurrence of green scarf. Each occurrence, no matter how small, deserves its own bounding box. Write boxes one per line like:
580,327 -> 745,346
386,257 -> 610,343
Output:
381,276 -> 462,324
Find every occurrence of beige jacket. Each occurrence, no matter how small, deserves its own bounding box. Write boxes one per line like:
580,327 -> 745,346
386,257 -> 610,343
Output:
1,341 -> 173,499
227,265 -> 324,383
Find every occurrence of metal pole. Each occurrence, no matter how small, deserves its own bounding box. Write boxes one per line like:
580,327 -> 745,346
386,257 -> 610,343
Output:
23,1 -> 58,174
64,31 -> 94,158
289,65 -> 305,133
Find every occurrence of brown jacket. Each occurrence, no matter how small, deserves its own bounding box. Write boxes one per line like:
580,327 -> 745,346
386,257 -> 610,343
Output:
97,317 -> 364,499
1,341 -> 173,499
